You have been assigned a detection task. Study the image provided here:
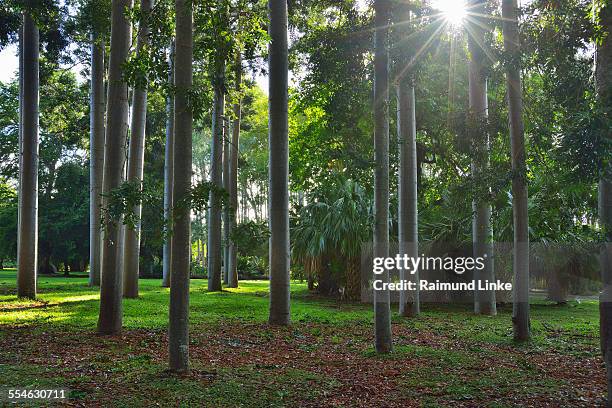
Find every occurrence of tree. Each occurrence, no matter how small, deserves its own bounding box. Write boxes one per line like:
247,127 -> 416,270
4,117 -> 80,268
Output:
597,0 -> 612,404
223,105 -> 230,285
208,56 -> 225,292
501,0 -> 530,341
267,0 -> 290,326
169,0 -> 192,372
228,53 -> 241,288
17,16 -> 23,279
395,0 -> 419,318
123,0 -> 153,298
162,41 -> 174,288
98,0 -> 133,335
291,177 -> 370,299
17,3 -> 39,300
467,0 -> 496,316
89,32 -> 105,287
373,0 -> 392,352
0,182 -> 18,269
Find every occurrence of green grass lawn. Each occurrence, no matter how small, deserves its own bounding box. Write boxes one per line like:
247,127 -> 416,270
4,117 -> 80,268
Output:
0,268 -> 605,407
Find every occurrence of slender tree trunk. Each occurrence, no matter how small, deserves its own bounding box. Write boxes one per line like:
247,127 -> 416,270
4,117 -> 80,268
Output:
123,0 -> 153,298
207,58 -> 225,292
373,0 -> 392,352
596,3 -> 612,405
223,119 -> 230,286
467,0 -> 496,316
395,3 -> 419,317
98,0 -> 133,335
268,0 -> 290,326
196,239 -> 201,267
169,0 -> 193,373
228,54 -> 241,288
502,0 -> 530,341
597,2 -> 612,289
17,6 -> 39,300
89,35 -> 105,287
397,79 -> 419,317
163,42 -> 175,288
17,23 -> 23,273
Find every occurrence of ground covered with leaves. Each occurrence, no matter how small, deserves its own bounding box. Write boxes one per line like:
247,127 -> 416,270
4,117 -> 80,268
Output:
0,269 -> 605,407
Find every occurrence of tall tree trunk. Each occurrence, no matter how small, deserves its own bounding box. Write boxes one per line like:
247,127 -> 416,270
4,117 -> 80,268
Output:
395,3 -> 419,318
228,54 -> 241,288
207,59 -> 225,292
98,0 -> 133,335
223,119 -> 230,286
596,2 -> 612,405
502,0 -> 530,341
169,0 -> 193,373
268,0 -> 290,326
373,0 -> 392,352
123,0 -> 153,298
196,239 -> 201,268
17,22 -> 23,274
17,5 -> 39,300
163,42 -> 175,288
467,0 -> 496,316
89,35 -> 105,287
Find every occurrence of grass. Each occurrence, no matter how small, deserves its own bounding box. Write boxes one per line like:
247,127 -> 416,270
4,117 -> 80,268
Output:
0,269 -> 370,328
0,268 -> 605,407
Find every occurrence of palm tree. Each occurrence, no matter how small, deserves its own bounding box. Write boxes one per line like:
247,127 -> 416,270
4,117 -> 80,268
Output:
223,116 -> 231,285
228,53 -> 242,288
98,0 -> 133,335
466,0 -> 496,316
123,0 -> 153,298
501,0 -> 530,341
89,32 -> 105,287
596,1 -> 612,402
292,178 -> 371,300
17,3 -> 39,300
207,59 -> 225,292
373,0 -> 392,353
169,0 -> 193,372
395,0 -> 419,317
162,42 -> 175,288
267,0 -> 290,326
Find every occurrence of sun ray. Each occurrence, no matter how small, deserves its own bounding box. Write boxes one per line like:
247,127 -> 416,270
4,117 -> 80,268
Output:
463,18 -> 498,66
432,0 -> 467,28
394,19 -> 448,83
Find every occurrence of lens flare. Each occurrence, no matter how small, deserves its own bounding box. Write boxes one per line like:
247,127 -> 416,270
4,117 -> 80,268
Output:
431,0 -> 467,27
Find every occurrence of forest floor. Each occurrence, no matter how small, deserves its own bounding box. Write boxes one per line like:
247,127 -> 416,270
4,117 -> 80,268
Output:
0,269 -> 605,407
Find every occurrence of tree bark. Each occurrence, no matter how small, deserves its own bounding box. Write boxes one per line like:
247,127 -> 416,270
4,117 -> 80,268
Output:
373,0 -> 392,352
207,59 -> 225,292
596,3 -> 612,405
597,0 -> 612,285
268,0 -> 290,326
395,3 -> 419,318
89,35 -> 105,287
502,0 -> 529,341
17,5 -> 39,300
223,118 -> 230,286
17,21 -> 23,275
123,0 -> 153,298
228,54 -> 241,288
163,42 -> 175,288
467,0 -> 496,316
169,0 -> 193,373
196,239 -> 201,268
98,0 -> 133,335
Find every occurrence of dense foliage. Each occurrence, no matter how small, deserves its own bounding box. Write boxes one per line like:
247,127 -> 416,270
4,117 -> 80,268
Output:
0,0 -> 607,301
